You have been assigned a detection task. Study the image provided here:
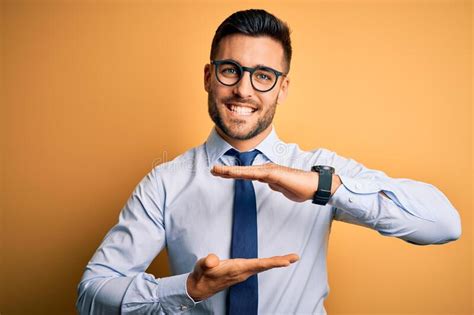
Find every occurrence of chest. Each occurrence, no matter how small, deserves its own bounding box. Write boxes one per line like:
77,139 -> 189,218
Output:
163,173 -> 333,273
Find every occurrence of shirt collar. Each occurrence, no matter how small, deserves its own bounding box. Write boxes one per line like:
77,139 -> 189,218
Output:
205,125 -> 283,166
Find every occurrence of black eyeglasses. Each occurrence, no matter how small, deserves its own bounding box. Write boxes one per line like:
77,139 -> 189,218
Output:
211,59 -> 286,92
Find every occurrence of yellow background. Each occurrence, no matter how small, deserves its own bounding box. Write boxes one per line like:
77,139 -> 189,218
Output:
1,1 -> 472,314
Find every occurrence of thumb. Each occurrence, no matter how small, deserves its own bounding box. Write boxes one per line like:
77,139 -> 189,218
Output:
202,253 -> 220,270
194,253 -> 219,277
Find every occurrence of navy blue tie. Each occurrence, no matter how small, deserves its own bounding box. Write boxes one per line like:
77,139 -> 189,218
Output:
225,148 -> 260,315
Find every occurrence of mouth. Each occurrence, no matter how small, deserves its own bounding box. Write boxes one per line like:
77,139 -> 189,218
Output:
225,103 -> 258,117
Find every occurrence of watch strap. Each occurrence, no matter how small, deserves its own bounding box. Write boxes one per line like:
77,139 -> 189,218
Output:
311,165 -> 334,205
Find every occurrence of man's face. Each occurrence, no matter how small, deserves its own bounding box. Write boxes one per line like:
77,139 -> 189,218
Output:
204,34 -> 290,140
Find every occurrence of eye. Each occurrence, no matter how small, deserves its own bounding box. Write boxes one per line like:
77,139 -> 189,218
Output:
256,73 -> 271,81
222,68 -> 237,74
254,69 -> 275,82
219,64 -> 240,77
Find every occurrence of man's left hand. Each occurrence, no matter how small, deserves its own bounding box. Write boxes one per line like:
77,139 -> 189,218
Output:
211,163 -> 341,203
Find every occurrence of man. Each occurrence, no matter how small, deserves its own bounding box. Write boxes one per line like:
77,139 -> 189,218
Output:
76,9 -> 461,315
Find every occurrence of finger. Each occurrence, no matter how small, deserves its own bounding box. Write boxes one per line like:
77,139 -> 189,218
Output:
240,253 -> 300,273
211,165 -> 274,182
203,253 -> 220,270
259,253 -> 300,267
194,253 -> 220,276
211,165 -> 262,179
282,253 -> 300,263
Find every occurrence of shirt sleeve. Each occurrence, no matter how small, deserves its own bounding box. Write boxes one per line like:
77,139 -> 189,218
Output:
324,150 -> 461,245
76,168 -> 199,314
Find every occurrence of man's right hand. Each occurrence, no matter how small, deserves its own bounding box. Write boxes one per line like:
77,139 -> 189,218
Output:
186,253 -> 299,301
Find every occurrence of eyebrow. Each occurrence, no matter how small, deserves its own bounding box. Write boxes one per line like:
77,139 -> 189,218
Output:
227,59 -> 277,70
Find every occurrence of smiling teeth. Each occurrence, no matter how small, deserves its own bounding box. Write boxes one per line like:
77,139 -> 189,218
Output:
230,105 -> 254,114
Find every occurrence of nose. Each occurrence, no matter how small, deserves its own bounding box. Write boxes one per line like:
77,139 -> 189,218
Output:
232,71 -> 254,98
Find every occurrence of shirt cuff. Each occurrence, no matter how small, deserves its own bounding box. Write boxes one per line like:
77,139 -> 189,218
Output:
328,175 -> 381,218
158,272 -> 201,313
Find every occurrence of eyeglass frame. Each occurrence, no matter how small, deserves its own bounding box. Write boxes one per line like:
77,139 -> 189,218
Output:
210,59 -> 287,93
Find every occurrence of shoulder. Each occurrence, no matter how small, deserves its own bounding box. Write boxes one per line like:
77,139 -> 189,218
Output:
151,142 -> 207,179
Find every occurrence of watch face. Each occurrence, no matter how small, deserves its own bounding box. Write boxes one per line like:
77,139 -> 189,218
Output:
314,165 -> 335,174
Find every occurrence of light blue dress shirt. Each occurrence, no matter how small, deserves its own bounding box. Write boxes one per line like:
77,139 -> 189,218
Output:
76,126 -> 461,314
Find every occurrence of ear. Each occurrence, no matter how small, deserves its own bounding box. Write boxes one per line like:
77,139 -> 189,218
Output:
204,64 -> 211,93
276,76 -> 290,104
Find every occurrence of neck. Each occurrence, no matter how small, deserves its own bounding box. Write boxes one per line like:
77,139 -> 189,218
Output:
215,125 -> 273,152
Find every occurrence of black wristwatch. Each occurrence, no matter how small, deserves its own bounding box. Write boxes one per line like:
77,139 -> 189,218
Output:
311,165 -> 335,205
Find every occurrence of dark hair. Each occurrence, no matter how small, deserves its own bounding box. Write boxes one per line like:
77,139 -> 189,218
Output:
210,9 -> 292,72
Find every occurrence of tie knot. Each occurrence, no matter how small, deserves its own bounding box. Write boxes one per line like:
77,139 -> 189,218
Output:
225,148 -> 260,166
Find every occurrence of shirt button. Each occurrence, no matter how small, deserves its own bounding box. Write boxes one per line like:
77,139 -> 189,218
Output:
180,305 -> 188,311
348,197 -> 354,203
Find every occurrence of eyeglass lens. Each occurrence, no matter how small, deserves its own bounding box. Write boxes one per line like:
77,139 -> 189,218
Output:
216,62 -> 277,92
